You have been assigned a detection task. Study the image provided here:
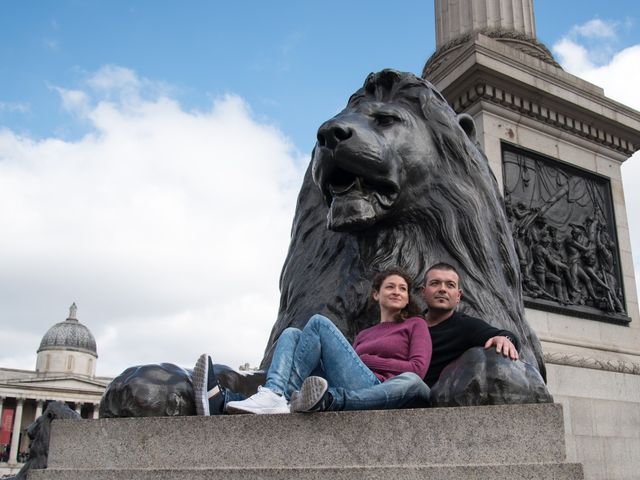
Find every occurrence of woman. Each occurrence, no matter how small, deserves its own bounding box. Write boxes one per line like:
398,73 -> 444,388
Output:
193,268 -> 431,414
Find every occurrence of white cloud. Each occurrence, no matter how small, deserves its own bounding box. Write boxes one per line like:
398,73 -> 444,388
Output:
553,17 -> 640,112
554,18 -> 640,305
52,87 -> 90,115
580,45 -> 640,110
622,151 -> 640,299
554,18 -> 621,70
87,65 -> 141,93
553,38 -> 594,75
554,40 -> 640,109
0,67 -> 307,376
0,101 -> 30,113
571,19 -> 617,39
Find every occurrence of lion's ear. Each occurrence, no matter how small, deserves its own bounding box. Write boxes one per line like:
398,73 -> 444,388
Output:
457,113 -> 476,142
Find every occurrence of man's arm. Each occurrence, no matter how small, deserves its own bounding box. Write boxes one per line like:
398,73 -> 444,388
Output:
461,313 -> 520,360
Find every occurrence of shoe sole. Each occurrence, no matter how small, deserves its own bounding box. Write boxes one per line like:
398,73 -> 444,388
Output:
225,404 -> 290,415
192,354 -> 210,416
291,376 -> 328,413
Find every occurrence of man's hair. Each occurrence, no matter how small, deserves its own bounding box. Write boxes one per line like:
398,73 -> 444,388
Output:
425,262 -> 461,288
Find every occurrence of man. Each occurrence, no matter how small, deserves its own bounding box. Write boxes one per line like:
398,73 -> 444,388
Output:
423,262 -> 520,387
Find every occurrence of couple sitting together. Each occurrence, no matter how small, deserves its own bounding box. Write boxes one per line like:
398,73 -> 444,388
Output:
193,262 -> 520,415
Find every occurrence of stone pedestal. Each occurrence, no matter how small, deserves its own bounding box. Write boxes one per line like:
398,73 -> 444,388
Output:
30,404 -> 582,479
423,22 -> 640,480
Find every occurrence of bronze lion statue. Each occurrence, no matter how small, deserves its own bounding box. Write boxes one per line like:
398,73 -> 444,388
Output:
97,69 -> 546,418
8,402 -> 80,480
262,69 -> 545,378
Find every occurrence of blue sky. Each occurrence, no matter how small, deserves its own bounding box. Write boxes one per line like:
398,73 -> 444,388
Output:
3,1 -> 640,151
1,1 -> 640,375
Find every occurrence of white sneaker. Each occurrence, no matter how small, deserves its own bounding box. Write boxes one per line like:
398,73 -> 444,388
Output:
225,386 -> 290,414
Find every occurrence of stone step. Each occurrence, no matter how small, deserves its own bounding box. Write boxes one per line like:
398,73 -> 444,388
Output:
31,463 -> 584,480
43,404 -> 567,471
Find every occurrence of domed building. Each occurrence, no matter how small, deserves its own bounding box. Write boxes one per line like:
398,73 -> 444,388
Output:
0,304 -> 111,474
36,303 -> 98,377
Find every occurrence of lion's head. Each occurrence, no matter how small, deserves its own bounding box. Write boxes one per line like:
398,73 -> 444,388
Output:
262,69 -> 545,378
12,402 -> 79,478
312,71 -> 461,232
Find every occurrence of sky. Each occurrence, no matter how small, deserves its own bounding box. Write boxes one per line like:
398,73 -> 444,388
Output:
1,1 -> 640,377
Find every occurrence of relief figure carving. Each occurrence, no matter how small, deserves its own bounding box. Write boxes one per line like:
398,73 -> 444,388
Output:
503,148 -> 627,322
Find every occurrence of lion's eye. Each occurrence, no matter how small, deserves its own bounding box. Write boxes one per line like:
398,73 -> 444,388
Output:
374,114 -> 399,127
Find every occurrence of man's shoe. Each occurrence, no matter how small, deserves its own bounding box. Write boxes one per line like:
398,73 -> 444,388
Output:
193,353 -> 225,416
290,376 -> 332,413
225,386 -> 289,414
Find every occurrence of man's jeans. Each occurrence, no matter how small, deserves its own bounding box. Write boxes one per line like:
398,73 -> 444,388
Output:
262,314 -> 430,411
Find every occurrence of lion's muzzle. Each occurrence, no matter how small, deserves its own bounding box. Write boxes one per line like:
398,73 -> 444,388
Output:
312,113 -> 400,232
317,118 -> 353,150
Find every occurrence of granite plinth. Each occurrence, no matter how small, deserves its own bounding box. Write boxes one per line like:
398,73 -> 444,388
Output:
31,404 -> 583,479
31,464 -> 585,480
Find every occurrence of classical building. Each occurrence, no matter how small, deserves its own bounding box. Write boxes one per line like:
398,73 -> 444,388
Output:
424,1 -> 640,479
0,304 -> 111,476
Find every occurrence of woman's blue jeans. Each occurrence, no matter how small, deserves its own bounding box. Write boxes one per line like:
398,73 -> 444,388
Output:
263,314 -> 430,411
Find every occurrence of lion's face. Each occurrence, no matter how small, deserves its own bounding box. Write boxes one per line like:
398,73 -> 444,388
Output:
311,99 -> 437,231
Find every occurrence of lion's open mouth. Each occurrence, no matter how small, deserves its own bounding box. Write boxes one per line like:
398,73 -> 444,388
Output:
312,145 -> 402,231
328,167 -> 358,195
325,166 -> 399,207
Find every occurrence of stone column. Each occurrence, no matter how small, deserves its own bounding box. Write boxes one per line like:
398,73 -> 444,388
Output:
8,398 -> 24,465
435,0 -> 536,47
0,396 -> 4,453
35,400 -> 44,419
92,403 -> 99,419
75,403 -> 82,417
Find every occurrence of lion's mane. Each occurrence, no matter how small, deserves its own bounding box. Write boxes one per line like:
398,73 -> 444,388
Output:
261,69 -> 545,377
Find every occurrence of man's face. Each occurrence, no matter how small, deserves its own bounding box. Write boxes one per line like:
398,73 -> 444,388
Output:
422,269 -> 462,311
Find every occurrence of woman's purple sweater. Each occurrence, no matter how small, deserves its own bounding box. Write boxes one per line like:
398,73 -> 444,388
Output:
352,316 -> 432,381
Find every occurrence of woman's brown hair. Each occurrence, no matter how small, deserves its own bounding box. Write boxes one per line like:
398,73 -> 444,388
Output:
369,267 -> 422,323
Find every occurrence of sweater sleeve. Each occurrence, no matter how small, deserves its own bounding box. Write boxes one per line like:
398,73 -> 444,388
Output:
463,315 -> 520,350
359,318 -> 432,379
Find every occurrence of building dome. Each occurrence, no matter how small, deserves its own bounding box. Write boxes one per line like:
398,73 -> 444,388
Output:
38,303 -> 97,357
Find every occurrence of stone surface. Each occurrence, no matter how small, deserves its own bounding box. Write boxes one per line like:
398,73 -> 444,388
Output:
435,0 -> 536,46
46,405 -> 568,470
31,464 -> 584,480
32,404 -> 582,479
546,364 -> 640,403
548,363 -> 640,480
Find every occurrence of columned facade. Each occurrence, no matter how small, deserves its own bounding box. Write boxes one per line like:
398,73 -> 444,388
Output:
0,393 -> 105,468
0,305 -> 111,476
8,398 -> 24,465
